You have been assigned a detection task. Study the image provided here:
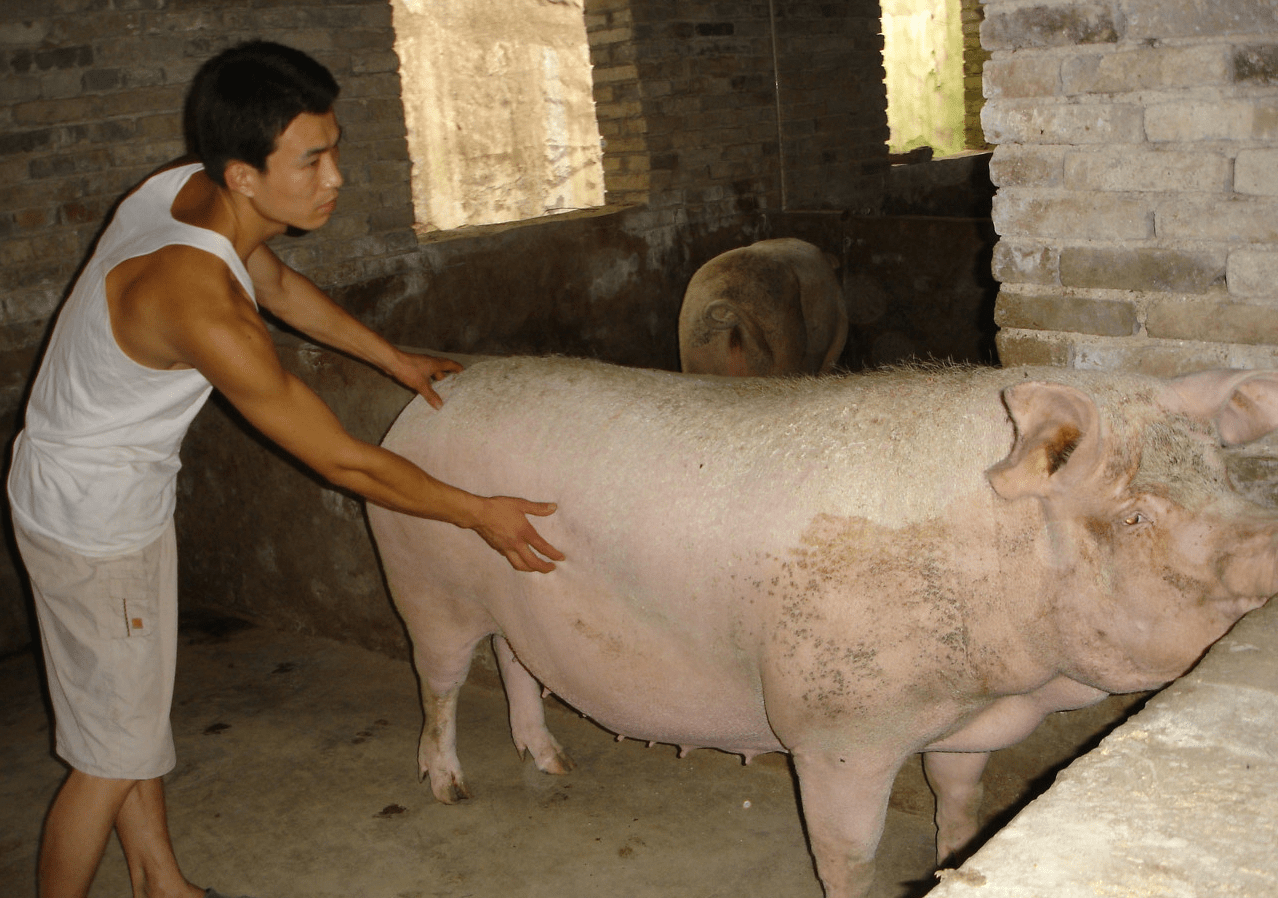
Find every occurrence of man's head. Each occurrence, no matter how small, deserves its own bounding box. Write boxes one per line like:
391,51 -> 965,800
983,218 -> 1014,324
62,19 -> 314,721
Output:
184,41 -> 340,187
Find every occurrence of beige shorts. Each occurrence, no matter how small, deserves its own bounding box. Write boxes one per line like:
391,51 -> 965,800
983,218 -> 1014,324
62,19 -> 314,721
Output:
14,517 -> 178,780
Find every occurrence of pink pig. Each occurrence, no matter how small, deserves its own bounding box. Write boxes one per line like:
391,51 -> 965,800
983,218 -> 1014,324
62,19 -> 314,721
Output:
368,357 -> 1278,898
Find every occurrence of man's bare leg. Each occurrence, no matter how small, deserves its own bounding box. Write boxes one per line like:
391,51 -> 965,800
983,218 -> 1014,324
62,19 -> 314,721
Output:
39,770 -> 201,898
116,778 -> 202,898
39,769 -> 134,898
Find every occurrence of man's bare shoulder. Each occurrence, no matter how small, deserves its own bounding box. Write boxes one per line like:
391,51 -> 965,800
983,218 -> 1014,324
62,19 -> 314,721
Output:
108,244 -> 258,370
114,244 -> 249,312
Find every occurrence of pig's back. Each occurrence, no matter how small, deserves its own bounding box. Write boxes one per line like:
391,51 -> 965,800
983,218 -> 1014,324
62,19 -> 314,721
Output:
376,357 -> 1014,752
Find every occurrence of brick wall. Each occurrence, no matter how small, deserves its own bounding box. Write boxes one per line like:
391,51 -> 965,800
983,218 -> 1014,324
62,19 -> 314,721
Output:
0,0 -> 417,423
587,0 -> 889,218
982,0 -> 1278,375
962,0 -> 990,150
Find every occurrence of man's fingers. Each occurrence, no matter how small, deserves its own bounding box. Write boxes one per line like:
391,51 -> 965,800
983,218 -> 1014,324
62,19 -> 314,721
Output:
421,385 -> 444,410
529,532 -> 565,562
509,546 -> 555,574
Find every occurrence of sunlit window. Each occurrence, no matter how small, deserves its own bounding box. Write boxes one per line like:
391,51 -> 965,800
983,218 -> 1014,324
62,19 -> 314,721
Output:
882,0 -> 987,157
391,0 -> 606,233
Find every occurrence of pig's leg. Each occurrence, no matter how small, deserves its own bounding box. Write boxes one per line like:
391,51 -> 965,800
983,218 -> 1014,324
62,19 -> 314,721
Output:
413,633 -> 484,804
923,750 -> 990,865
394,587 -> 491,803
791,749 -> 899,898
493,635 -> 575,775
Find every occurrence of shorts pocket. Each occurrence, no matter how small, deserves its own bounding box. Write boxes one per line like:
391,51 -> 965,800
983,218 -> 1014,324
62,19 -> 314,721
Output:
93,551 -> 160,639
106,568 -> 157,638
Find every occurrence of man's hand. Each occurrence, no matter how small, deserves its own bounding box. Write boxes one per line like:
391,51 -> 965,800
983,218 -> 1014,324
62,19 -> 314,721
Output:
470,497 -> 565,573
392,350 -> 464,409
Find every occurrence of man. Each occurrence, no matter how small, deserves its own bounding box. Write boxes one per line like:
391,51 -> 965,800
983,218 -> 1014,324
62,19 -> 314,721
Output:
8,41 -> 563,898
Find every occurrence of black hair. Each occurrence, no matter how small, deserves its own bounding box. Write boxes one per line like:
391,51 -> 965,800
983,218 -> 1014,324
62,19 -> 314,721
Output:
183,40 -> 340,187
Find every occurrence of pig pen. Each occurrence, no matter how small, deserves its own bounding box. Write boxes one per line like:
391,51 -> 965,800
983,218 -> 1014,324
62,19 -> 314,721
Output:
3,341 -> 1274,898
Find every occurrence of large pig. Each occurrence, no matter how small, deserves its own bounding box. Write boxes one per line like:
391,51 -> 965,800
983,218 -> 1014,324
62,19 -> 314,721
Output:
367,357 -> 1278,898
678,237 -> 847,376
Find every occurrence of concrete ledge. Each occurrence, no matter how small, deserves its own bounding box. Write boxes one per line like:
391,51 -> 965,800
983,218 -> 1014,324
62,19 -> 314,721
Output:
931,597 -> 1278,897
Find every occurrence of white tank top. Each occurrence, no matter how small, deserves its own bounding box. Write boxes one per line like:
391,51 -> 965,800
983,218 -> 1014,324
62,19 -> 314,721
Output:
8,163 -> 256,556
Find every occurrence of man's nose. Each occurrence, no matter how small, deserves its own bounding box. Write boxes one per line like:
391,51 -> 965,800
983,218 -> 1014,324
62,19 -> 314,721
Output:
322,152 -> 343,189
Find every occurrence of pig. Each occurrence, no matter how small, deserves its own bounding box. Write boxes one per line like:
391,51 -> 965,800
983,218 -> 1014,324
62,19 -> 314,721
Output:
678,237 -> 847,377
366,357 -> 1278,898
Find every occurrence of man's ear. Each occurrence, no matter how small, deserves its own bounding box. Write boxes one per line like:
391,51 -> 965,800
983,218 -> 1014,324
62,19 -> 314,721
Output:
223,160 -> 258,198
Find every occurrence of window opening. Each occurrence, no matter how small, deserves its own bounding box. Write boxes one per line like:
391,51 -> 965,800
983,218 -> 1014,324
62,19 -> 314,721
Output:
391,0 -> 605,233
882,0 -> 987,157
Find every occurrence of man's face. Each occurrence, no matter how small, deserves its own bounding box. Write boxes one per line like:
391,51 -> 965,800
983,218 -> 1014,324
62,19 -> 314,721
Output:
242,109 -> 343,233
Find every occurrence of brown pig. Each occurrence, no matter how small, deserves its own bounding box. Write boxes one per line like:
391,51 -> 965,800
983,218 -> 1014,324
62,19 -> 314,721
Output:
367,358 -> 1278,898
678,237 -> 847,377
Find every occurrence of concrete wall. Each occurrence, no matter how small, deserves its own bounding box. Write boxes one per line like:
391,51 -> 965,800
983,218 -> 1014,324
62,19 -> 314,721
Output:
982,0 -> 1278,376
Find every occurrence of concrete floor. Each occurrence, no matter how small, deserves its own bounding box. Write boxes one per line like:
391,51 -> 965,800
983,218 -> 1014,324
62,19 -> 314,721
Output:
0,611 -> 1144,898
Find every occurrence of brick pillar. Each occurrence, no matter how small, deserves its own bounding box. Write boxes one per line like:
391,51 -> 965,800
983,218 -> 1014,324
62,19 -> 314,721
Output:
982,0 -> 1278,376
961,0 -> 990,150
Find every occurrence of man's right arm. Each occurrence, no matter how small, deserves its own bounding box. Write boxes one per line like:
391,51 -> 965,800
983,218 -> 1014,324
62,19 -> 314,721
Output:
125,250 -> 563,573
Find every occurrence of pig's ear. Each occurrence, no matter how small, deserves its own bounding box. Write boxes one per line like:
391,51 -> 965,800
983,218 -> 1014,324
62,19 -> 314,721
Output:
987,382 -> 1102,500
1168,369 -> 1278,446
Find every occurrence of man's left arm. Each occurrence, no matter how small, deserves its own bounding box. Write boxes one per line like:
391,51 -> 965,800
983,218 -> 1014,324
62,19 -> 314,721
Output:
246,244 -> 461,407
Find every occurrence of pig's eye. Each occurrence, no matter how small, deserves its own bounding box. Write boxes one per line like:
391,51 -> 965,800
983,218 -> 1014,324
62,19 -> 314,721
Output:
1123,512 -> 1149,526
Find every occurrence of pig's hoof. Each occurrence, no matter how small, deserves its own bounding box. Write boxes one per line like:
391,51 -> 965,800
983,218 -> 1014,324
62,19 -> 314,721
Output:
535,747 -> 576,775
429,773 -> 472,804
519,739 -> 576,775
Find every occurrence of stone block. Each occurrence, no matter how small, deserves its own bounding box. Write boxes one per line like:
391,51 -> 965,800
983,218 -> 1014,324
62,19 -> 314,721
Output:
1146,99 -> 1278,143
993,191 -> 1153,241
1064,148 -> 1230,193
1236,149 -> 1278,196
1158,197 -> 1278,244
1071,337 -> 1238,377
1060,247 -> 1228,293
1228,250 -> 1278,298
996,289 -> 1137,336
982,3 -> 1120,50
1124,0 -> 1278,40
982,100 -> 1144,145
991,239 -> 1060,285
1062,45 -> 1232,94
994,328 -> 1071,367
1235,44 -> 1278,84
982,55 -> 1060,99
1147,296 -> 1278,345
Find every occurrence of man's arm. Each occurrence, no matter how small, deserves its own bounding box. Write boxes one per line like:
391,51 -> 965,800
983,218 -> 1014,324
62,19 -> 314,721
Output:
135,251 -> 561,572
245,243 -> 461,408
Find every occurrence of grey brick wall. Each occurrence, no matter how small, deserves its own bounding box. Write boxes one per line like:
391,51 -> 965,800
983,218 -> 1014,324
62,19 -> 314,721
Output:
983,0 -> 1278,375
0,0 -> 417,417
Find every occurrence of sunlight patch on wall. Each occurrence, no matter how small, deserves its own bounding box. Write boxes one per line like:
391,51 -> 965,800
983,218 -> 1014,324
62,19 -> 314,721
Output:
391,0 -> 605,232
882,0 -> 966,157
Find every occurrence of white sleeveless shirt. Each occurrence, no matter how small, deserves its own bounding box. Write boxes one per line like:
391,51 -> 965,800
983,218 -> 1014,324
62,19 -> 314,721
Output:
8,163 -> 256,556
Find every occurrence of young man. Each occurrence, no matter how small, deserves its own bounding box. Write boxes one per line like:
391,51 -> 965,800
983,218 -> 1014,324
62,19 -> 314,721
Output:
8,41 -> 563,898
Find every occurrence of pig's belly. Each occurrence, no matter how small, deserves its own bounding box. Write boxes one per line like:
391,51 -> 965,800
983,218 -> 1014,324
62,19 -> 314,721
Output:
485,573 -> 785,757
